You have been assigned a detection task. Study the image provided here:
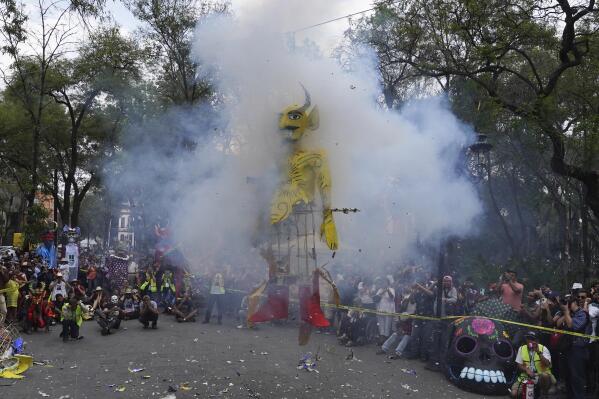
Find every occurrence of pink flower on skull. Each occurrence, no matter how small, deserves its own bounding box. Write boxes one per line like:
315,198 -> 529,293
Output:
471,318 -> 495,335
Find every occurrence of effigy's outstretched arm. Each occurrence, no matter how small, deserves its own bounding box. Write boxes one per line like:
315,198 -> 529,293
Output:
317,152 -> 338,250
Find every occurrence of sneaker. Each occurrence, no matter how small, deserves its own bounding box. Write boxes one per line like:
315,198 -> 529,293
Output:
77,336 -> 84,340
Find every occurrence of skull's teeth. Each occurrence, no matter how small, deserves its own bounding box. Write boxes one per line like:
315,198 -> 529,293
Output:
467,367 -> 475,380
460,368 -> 505,384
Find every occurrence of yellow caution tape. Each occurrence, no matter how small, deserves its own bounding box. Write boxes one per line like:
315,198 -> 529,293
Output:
225,288 -> 596,340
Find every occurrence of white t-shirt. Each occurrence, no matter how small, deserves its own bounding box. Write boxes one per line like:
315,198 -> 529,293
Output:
376,287 -> 396,313
51,281 -> 67,301
515,344 -> 551,370
128,261 -> 138,274
589,303 -> 599,342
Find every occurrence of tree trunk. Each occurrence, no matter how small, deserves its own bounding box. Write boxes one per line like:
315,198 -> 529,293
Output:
486,155 -> 518,257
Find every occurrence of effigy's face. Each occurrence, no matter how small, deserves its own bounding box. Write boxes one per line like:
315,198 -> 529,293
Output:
443,317 -> 517,395
279,104 -> 310,141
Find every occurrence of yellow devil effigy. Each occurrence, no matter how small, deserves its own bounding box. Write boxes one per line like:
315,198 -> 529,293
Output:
249,86 -> 341,344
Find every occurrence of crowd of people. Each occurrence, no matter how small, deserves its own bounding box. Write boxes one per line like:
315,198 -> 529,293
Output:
0,249 -> 216,340
330,266 -> 598,399
1,247 -> 598,398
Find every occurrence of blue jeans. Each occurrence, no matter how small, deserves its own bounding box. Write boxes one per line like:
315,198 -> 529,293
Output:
566,345 -> 589,399
382,332 -> 411,355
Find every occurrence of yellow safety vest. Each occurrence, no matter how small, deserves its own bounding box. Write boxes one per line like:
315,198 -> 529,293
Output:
140,272 -> 157,293
161,273 -> 174,292
518,344 -> 550,381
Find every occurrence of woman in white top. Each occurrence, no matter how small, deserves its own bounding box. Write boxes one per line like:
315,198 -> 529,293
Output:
49,273 -> 69,301
375,277 -> 395,338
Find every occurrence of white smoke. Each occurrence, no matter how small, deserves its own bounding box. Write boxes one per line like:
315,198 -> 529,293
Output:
127,1 -> 482,271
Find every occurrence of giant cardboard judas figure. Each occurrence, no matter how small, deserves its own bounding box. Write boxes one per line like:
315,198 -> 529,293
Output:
248,87 -> 339,344
443,317 -> 517,395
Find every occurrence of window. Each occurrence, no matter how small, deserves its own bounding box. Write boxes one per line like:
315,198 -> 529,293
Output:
120,217 -> 126,228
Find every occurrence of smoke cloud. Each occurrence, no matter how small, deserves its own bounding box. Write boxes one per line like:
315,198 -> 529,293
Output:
116,1 -> 482,272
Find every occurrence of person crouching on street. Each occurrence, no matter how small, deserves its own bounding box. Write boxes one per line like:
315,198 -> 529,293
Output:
60,297 -> 84,342
96,295 -> 121,335
510,331 -> 555,398
172,291 -> 198,322
120,288 -> 139,320
139,295 -> 159,329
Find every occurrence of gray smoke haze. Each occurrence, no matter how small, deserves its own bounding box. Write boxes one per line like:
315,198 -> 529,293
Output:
115,1 -> 482,272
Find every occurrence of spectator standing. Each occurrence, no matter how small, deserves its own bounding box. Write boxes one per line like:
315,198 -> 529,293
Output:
84,263 -> 97,293
375,277 -> 395,339
203,272 -> 225,324
49,273 -> 69,301
0,271 -> 20,323
500,269 -> 524,311
60,297 -> 84,342
556,296 -> 591,399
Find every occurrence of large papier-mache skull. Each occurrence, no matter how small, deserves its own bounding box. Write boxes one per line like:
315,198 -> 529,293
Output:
443,317 -> 516,395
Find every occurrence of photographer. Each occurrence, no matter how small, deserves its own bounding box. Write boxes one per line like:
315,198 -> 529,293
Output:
585,288 -> 599,394
95,295 -> 121,335
139,294 -> 159,329
554,295 -> 591,399
402,277 -> 435,361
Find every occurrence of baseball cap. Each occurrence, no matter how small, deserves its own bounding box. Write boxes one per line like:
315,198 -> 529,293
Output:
95,286 -> 103,291
524,331 -> 538,340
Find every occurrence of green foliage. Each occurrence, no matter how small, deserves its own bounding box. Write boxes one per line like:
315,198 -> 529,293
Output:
23,204 -> 49,245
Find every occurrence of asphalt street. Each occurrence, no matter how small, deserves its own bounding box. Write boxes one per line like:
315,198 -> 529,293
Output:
3,316 -> 485,399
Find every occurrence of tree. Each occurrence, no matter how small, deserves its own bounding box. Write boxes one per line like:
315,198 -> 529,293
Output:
0,0 -> 107,240
44,26 -> 143,226
353,0 -> 599,220
124,0 -> 228,105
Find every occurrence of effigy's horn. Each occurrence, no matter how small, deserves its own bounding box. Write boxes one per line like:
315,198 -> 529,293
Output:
298,83 -> 311,111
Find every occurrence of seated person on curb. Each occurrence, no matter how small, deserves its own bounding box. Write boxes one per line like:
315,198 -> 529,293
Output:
120,288 -> 139,320
96,295 -> 121,335
139,294 -> 159,329
377,318 -> 412,359
60,297 -> 84,342
172,291 -> 198,322
510,331 -> 556,398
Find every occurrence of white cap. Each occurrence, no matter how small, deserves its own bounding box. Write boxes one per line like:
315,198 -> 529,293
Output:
571,282 -> 583,290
